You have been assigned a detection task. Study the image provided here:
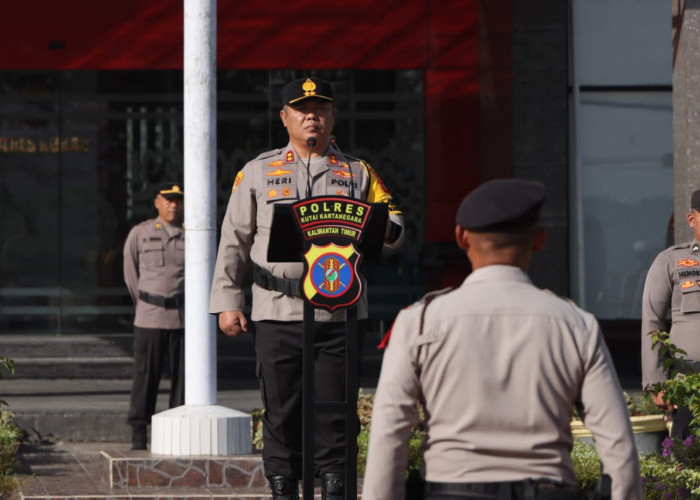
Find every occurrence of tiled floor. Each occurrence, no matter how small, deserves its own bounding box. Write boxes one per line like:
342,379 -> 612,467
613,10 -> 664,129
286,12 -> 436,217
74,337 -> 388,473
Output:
10,442 -> 272,499
9,442 -> 363,499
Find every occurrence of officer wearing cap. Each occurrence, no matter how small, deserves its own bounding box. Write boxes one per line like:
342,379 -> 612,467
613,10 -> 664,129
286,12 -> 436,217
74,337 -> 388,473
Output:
364,179 -> 641,500
642,187 -> 700,438
209,77 -> 404,499
123,182 -> 185,450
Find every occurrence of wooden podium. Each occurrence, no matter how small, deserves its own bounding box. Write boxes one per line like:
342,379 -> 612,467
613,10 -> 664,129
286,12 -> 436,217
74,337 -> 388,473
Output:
268,196 -> 388,500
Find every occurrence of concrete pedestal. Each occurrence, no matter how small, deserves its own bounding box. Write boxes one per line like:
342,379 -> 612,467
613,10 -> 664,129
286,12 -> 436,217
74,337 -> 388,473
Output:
151,405 -> 252,456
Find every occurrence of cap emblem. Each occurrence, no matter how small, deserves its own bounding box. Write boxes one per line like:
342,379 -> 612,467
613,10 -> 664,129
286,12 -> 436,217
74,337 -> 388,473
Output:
302,78 -> 317,97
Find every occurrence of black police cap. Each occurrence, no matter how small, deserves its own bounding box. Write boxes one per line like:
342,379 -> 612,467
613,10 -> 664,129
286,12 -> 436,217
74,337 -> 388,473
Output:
154,182 -> 184,199
692,188 -> 700,210
282,77 -> 334,106
456,179 -> 546,231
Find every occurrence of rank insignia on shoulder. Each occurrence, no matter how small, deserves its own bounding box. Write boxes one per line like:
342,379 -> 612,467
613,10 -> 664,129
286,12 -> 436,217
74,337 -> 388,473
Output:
155,223 -> 161,229
678,259 -> 699,268
329,154 -> 338,165
232,171 -> 244,193
682,280 -> 696,289
285,151 -> 295,163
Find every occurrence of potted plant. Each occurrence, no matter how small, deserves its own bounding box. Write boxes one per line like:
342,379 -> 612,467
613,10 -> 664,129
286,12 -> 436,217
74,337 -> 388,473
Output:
637,330 -> 700,498
570,390 -> 668,455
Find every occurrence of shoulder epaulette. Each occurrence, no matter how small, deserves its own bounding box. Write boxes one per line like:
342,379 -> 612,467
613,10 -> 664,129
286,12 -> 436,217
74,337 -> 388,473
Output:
251,148 -> 284,162
377,287 -> 453,350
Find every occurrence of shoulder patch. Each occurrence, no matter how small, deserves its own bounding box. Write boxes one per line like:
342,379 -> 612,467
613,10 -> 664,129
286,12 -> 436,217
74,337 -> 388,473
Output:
232,171 -> 244,192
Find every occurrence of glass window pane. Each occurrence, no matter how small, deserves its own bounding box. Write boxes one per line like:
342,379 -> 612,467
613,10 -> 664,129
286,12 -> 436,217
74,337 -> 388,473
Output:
573,0 -> 672,86
578,91 -> 673,319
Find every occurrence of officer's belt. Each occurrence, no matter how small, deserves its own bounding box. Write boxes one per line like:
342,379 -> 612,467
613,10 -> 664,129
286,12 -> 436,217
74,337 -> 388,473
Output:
424,479 -> 586,499
253,264 -> 302,298
138,291 -> 184,309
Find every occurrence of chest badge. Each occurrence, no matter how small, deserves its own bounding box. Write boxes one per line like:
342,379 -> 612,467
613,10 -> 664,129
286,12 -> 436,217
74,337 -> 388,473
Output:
678,259 -> 699,268
682,280 -> 696,289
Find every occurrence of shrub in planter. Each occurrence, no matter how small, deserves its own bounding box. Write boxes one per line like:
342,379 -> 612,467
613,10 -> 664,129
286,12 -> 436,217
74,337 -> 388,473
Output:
0,356 -> 21,498
638,330 -> 700,498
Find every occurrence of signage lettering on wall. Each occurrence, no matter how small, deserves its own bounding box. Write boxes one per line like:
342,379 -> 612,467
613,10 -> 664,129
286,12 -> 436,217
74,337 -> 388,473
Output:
0,136 -> 90,153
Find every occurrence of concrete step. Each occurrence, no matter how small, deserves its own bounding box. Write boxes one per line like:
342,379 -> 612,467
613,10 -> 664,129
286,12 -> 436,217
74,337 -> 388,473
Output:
1,333 -> 382,381
1,333 -> 260,379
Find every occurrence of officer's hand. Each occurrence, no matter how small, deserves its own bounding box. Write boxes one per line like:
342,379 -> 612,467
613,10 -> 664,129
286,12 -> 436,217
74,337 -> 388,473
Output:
652,391 -> 675,410
219,310 -> 248,337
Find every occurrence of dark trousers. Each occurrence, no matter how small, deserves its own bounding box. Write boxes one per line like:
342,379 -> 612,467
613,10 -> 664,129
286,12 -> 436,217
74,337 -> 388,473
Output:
127,326 -> 185,427
671,405 -> 693,439
253,320 -> 359,479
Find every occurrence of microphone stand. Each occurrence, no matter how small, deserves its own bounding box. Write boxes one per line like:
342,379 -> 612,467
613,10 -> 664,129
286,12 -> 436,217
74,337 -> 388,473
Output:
305,136 -> 316,198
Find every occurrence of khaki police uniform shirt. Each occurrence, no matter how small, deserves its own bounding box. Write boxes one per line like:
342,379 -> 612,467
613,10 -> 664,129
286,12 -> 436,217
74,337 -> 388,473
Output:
363,265 -> 641,500
209,142 -> 404,322
641,239 -> 700,387
123,216 -> 185,329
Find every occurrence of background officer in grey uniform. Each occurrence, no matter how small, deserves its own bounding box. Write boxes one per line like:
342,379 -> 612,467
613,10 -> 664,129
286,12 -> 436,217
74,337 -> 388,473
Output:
642,187 -> 700,438
363,179 -> 641,500
209,77 -> 404,500
123,182 -> 185,450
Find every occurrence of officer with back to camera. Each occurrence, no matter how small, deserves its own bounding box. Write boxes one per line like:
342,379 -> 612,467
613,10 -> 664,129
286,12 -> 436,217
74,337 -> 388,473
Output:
123,182 -> 185,450
209,76 -> 405,500
642,187 -> 700,438
363,179 -> 641,500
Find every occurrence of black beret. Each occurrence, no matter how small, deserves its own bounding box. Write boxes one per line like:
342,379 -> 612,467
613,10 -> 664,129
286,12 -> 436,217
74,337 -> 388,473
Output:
282,77 -> 334,106
154,182 -> 184,199
692,188 -> 700,210
456,179 -> 546,231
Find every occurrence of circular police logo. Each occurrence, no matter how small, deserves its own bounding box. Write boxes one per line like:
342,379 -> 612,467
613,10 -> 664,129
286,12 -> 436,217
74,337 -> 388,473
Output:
310,253 -> 354,298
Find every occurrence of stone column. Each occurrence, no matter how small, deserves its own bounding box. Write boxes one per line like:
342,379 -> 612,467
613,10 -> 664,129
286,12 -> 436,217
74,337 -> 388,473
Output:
512,0 -> 570,296
672,0 -> 700,243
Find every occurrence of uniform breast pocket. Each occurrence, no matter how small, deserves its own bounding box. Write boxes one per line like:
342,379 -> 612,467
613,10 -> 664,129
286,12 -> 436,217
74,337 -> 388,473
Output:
680,281 -> 700,314
175,239 -> 185,267
141,241 -> 164,267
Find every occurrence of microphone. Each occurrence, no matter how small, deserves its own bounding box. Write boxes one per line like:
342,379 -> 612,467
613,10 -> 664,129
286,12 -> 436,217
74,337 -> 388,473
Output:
329,136 -> 355,198
305,137 -> 317,198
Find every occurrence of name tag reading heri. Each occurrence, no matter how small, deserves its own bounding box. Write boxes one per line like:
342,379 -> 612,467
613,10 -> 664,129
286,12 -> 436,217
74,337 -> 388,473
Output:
292,196 -> 373,311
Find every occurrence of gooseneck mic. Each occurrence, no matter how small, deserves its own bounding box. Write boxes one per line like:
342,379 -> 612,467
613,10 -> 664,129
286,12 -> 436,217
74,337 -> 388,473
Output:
305,137 -> 317,198
329,135 -> 355,198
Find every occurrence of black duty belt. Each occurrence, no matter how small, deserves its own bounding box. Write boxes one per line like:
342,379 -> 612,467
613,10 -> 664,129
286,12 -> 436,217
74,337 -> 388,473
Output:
253,264 -> 302,298
138,291 -> 184,309
424,479 -> 586,500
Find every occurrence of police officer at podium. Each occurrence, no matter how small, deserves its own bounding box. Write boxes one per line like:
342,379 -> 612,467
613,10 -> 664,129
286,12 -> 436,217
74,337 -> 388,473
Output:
123,182 -> 186,450
363,179 -> 641,500
209,77 -> 404,499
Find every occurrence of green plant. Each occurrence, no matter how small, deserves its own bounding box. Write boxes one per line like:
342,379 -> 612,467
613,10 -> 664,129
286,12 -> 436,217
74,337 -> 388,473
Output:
570,441 -> 601,491
646,330 -> 700,431
625,391 -> 664,417
356,391 -> 424,478
0,357 -> 14,408
0,377 -> 22,497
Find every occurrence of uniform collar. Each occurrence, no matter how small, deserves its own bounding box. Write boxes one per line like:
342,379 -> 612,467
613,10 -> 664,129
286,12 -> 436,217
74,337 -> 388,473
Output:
462,265 -> 533,286
285,141 -> 342,174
